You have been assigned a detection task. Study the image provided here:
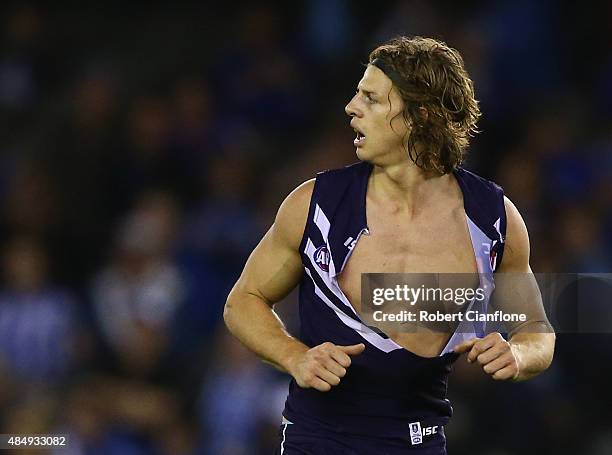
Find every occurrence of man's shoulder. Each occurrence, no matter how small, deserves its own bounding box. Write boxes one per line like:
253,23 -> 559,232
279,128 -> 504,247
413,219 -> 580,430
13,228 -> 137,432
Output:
272,179 -> 315,251
281,179 -> 315,216
274,162 -> 365,252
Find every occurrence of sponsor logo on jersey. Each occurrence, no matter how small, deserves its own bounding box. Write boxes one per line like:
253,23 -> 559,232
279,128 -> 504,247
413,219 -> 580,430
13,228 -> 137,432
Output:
314,245 -> 330,272
409,421 -> 439,445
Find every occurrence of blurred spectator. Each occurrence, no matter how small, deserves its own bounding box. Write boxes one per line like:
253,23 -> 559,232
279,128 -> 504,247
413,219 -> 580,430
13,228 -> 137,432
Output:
199,330 -> 288,455
1,158 -> 59,238
56,375 -> 198,455
213,5 -> 311,139
0,237 -> 80,385
37,64 -> 124,285
92,191 -> 184,378
0,6 -> 41,111
555,205 -> 611,272
301,0 -> 354,62
171,78 -> 213,155
182,154 -> 263,274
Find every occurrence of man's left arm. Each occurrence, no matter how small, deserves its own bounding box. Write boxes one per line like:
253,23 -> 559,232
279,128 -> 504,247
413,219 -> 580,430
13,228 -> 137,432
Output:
454,196 -> 556,381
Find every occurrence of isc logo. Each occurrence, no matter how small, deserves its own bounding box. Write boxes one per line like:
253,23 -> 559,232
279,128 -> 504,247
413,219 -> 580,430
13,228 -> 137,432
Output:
408,422 -> 439,445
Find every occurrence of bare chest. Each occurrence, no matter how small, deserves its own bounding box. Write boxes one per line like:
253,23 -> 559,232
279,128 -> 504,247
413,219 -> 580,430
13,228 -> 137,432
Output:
339,209 -> 476,296
336,207 -> 477,356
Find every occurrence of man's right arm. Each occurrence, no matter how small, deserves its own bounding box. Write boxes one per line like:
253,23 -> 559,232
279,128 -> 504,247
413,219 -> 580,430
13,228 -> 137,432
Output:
224,179 -> 364,392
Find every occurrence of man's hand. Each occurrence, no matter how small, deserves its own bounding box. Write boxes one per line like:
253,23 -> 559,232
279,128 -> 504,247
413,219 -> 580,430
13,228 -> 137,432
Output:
453,333 -> 519,381
287,342 -> 365,392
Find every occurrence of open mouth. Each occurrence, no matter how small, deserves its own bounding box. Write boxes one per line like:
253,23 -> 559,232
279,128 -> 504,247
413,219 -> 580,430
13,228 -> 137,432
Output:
353,128 -> 366,147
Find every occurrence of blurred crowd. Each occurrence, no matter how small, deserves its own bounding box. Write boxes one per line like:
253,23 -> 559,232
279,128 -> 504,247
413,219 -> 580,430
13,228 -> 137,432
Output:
0,2 -> 611,455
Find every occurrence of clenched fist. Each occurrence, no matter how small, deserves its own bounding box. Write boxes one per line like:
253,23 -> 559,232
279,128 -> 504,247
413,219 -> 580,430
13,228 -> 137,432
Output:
454,332 -> 520,381
287,342 -> 365,392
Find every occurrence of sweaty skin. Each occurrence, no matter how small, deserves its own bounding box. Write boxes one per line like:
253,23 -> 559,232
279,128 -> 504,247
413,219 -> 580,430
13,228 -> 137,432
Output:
224,64 -> 554,392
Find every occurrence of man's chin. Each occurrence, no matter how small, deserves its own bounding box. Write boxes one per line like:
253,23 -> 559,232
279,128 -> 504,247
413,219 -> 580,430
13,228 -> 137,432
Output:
356,146 -> 380,164
355,146 -> 369,161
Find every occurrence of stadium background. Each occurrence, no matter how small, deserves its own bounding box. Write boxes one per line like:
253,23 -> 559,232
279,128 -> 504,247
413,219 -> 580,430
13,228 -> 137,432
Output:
0,2 -> 611,454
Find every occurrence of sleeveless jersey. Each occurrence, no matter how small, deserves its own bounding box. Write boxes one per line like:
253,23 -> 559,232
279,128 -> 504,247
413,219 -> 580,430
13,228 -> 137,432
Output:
282,161 -> 506,448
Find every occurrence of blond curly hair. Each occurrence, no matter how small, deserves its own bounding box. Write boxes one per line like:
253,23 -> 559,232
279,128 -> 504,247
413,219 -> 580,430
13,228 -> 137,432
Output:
369,36 -> 481,173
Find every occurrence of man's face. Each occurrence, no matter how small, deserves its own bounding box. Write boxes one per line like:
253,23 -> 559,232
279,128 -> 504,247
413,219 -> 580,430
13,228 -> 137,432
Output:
345,65 -> 410,164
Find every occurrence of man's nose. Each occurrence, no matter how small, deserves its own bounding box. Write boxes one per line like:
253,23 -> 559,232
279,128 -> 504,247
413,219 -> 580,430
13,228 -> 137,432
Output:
345,96 -> 361,117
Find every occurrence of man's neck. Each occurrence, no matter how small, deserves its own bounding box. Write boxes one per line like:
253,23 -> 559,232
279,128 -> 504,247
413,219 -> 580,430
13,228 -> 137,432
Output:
367,160 -> 453,215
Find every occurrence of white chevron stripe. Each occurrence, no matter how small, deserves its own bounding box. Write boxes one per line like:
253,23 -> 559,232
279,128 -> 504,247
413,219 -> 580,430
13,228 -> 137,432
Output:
313,204 -> 331,238
304,267 -> 402,353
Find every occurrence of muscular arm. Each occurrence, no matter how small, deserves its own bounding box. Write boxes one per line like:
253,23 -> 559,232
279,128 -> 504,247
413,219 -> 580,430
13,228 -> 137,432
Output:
498,196 -> 555,381
455,197 -> 555,381
224,180 -> 364,391
224,180 -> 314,373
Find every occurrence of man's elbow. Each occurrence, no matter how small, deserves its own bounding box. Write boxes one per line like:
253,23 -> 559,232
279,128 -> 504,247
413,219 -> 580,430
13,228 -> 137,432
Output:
223,299 -> 232,327
543,332 -> 556,370
532,332 -> 556,378
511,331 -> 556,380
223,288 -> 240,332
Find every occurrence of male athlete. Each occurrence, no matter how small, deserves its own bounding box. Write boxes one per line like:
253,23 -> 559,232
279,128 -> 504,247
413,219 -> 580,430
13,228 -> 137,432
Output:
224,36 -> 555,454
